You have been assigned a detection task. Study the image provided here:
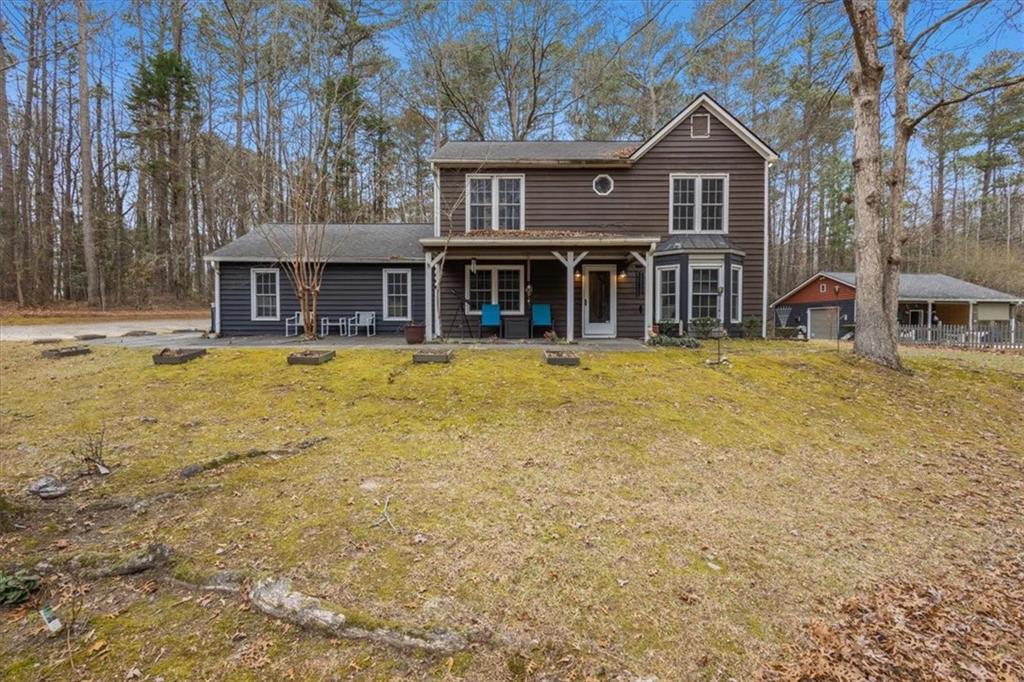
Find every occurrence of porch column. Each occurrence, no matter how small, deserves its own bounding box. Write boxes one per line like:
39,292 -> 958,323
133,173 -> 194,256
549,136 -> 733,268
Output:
424,252 -> 445,340
630,249 -> 655,342
553,250 -> 588,342
424,253 -> 433,341
969,301 -> 975,330
1012,304 -> 1018,343
926,300 -> 932,342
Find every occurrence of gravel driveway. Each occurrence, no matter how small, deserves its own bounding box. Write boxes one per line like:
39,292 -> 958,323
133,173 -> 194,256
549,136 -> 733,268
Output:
0,317 -> 209,342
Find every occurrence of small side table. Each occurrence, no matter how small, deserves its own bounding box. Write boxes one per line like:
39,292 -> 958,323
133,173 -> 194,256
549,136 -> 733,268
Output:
503,317 -> 529,340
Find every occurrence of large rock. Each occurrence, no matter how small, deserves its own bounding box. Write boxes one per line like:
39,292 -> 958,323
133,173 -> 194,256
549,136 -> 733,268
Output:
27,476 -> 68,499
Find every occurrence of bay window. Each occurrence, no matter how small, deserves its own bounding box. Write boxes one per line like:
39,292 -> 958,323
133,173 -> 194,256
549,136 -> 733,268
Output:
464,265 -> 524,314
730,265 -> 743,323
688,264 -> 723,322
467,175 -> 524,230
670,174 -> 728,233
656,265 -> 679,322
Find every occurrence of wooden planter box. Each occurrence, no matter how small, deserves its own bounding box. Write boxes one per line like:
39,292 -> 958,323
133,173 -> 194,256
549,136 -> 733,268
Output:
122,330 -> 156,337
31,338 -> 61,345
544,350 -> 580,367
74,333 -> 106,340
41,346 -> 91,359
287,350 -> 335,366
413,349 -> 453,364
153,348 -> 207,365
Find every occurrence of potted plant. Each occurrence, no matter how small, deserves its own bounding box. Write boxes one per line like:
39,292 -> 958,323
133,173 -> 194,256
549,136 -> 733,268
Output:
404,322 -> 426,344
650,322 -> 660,337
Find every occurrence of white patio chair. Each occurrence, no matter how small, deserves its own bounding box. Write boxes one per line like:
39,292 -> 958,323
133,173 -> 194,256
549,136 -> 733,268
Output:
320,317 -> 347,337
348,311 -> 376,336
284,312 -> 302,337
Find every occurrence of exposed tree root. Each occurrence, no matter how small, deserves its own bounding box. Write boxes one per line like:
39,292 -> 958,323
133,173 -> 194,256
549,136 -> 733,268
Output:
248,578 -> 468,655
178,437 -> 327,478
79,542 -> 173,578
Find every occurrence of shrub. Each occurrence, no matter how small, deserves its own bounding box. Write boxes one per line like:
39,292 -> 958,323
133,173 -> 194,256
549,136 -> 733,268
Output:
0,570 -> 40,606
689,317 -> 721,339
657,319 -> 682,338
741,315 -> 762,338
648,334 -> 701,348
775,326 -> 802,340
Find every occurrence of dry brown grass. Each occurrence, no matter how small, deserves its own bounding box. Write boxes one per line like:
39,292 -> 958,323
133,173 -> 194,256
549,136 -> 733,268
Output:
0,302 -> 207,326
0,341 -> 1021,680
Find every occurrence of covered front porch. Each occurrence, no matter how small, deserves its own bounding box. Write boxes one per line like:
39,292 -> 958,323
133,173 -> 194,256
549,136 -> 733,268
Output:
421,233 -> 660,342
897,299 -> 1020,347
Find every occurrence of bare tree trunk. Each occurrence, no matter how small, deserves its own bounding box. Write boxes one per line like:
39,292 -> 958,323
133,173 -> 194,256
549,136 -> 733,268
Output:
843,0 -> 901,369
77,0 -> 100,306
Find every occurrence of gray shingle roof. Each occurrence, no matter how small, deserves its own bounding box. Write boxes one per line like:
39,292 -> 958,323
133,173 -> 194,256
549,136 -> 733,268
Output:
205,223 -> 432,263
656,234 -> 744,254
823,272 -> 1020,301
430,140 -> 640,164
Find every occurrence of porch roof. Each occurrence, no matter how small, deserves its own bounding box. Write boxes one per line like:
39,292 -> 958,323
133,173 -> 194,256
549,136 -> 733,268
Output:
420,230 -> 659,249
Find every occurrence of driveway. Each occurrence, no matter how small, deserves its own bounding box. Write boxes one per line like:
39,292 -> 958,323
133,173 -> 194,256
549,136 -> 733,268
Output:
0,317 -> 209,342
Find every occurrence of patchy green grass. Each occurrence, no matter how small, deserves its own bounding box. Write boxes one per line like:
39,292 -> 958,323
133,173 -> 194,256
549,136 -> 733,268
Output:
0,341 -> 1021,680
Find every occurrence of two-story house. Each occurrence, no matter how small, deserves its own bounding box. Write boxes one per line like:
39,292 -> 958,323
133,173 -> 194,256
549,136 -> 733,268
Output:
206,94 -> 777,340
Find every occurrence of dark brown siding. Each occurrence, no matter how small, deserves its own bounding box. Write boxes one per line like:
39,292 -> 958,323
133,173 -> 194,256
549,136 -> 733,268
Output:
437,105 -> 767,322
436,259 -> 644,339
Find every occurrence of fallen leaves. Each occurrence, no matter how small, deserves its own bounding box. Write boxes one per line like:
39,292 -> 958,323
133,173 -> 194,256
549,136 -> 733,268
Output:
758,553 -> 1024,680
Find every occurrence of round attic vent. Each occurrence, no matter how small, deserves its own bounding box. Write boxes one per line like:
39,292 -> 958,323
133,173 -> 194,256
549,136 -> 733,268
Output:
592,174 -> 614,196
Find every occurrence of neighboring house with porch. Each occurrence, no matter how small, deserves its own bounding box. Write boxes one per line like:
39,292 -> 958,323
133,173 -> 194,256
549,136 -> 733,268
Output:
772,271 -> 1022,342
206,93 -> 778,340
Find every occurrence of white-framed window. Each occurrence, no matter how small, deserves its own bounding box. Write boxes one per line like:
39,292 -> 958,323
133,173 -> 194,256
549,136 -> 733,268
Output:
669,174 -> 728,233
690,113 -> 710,138
655,265 -> 679,322
382,268 -> 412,321
593,174 -> 614,196
463,265 -> 524,314
688,263 -> 723,322
730,264 -> 743,323
250,268 -> 280,321
819,282 -> 828,294
466,174 -> 524,231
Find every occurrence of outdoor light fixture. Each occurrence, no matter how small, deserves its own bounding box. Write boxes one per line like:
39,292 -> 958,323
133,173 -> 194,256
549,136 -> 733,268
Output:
574,269 -> 582,280
834,284 -> 841,296
618,269 -> 627,279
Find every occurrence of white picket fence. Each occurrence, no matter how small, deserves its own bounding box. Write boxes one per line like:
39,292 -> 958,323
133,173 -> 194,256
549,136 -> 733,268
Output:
898,321 -> 1022,350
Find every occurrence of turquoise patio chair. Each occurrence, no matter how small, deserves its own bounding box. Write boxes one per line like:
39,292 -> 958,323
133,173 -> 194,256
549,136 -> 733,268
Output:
480,303 -> 502,337
531,303 -> 552,338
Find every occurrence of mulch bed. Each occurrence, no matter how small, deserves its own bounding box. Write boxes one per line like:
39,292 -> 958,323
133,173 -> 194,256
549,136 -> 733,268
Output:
758,555 -> 1024,680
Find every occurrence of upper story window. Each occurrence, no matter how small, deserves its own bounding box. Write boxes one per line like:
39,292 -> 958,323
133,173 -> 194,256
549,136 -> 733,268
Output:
250,268 -> 280,321
593,174 -> 614,195
467,175 -> 524,231
670,174 -> 728,233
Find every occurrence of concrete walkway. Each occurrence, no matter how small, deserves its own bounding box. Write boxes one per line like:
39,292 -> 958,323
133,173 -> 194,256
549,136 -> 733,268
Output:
93,332 -> 650,352
2,317 -> 649,352
0,317 -> 209,342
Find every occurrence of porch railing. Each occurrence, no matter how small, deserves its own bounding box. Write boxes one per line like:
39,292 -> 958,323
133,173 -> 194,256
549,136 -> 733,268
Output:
897,321 -> 1022,350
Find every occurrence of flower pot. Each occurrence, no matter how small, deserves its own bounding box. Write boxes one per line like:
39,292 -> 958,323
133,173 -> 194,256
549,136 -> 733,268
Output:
650,323 -> 660,337
404,323 -> 426,344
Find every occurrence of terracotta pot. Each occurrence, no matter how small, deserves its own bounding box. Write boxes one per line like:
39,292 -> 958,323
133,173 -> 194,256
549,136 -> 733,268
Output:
404,323 -> 426,344
650,323 -> 660,336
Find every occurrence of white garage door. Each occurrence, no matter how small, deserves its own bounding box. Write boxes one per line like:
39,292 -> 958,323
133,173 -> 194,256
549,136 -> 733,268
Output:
808,307 -> 839,340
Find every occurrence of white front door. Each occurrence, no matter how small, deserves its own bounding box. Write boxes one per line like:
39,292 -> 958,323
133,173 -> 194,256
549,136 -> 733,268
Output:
583,264 -> 617,338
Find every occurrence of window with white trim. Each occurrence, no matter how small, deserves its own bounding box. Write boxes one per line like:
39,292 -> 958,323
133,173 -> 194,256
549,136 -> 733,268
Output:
730,264 -> 743,323
467,175 -> 523,230
656,265 -> 679,322
670,174 -> 728,233
383,269 -> 412,321
819,282 -> 828,293
250,268 -> 280,321
464,265 -> 524,314
689,264 -> 722,321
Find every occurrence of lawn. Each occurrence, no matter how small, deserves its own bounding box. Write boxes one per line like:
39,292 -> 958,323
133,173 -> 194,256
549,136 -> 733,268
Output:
0,304 -> 206,326
1,341 -> 1021,680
